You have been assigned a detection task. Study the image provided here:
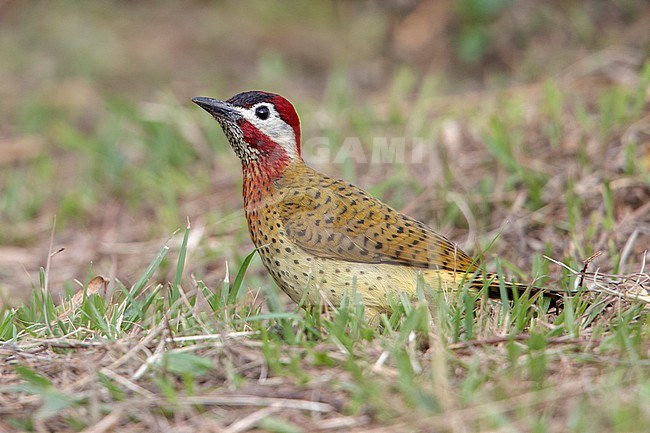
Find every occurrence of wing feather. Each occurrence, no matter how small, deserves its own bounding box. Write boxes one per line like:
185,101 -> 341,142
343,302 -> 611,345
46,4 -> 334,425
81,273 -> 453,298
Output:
277,172 -> 477,272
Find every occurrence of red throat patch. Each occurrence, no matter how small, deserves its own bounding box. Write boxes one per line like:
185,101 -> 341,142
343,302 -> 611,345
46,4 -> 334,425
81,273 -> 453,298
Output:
239,119 -> 292,184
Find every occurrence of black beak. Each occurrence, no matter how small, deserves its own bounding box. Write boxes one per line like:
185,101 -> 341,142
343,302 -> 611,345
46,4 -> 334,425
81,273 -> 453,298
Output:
192,97 -> 242,122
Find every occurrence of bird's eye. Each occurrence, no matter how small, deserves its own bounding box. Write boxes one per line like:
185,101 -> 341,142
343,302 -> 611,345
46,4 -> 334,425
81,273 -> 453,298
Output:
255,106 -> 270,120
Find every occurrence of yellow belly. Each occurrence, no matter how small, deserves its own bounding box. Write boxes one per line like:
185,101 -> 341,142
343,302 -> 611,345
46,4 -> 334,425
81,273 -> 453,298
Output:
257,240 -> 467,318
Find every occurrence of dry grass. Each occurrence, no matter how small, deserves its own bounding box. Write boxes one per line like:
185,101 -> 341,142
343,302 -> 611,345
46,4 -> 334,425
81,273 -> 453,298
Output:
1,1 -> 650,432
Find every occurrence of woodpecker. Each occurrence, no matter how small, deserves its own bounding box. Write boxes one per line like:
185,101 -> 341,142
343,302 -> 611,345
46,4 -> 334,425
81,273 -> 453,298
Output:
193,91 -> 562,320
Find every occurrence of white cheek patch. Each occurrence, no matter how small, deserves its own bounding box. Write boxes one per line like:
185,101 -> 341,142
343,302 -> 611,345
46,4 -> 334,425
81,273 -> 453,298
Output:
238,104 -> 298,159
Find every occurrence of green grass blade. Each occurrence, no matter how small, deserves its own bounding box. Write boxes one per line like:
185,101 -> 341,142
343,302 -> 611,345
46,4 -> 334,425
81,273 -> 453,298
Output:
171,219 -> 191,302
229,249 -> 257,304
131,243 -> 170,299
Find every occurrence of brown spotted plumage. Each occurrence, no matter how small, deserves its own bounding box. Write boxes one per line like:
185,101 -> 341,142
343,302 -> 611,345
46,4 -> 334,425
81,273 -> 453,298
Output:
193,91 -> 561,320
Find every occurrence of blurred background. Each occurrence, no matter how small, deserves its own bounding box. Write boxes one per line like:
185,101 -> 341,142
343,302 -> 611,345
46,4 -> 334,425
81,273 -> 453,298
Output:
0,0 -> 648,305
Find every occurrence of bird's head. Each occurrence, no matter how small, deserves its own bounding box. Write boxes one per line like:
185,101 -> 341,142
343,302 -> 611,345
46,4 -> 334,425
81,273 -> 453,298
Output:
192,91 -> 302,167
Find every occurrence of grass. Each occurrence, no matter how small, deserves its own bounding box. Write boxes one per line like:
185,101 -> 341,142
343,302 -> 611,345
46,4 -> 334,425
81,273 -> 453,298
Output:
2,65 -> 650,430
1,2 -> 650,431
1,230 -> 649,431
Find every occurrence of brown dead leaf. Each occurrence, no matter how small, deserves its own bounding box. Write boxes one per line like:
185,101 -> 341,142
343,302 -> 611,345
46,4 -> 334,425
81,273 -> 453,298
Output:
57,276 -> 109,320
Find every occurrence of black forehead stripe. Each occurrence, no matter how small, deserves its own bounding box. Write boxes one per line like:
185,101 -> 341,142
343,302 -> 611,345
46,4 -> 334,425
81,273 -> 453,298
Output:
227,91 -> 275,109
